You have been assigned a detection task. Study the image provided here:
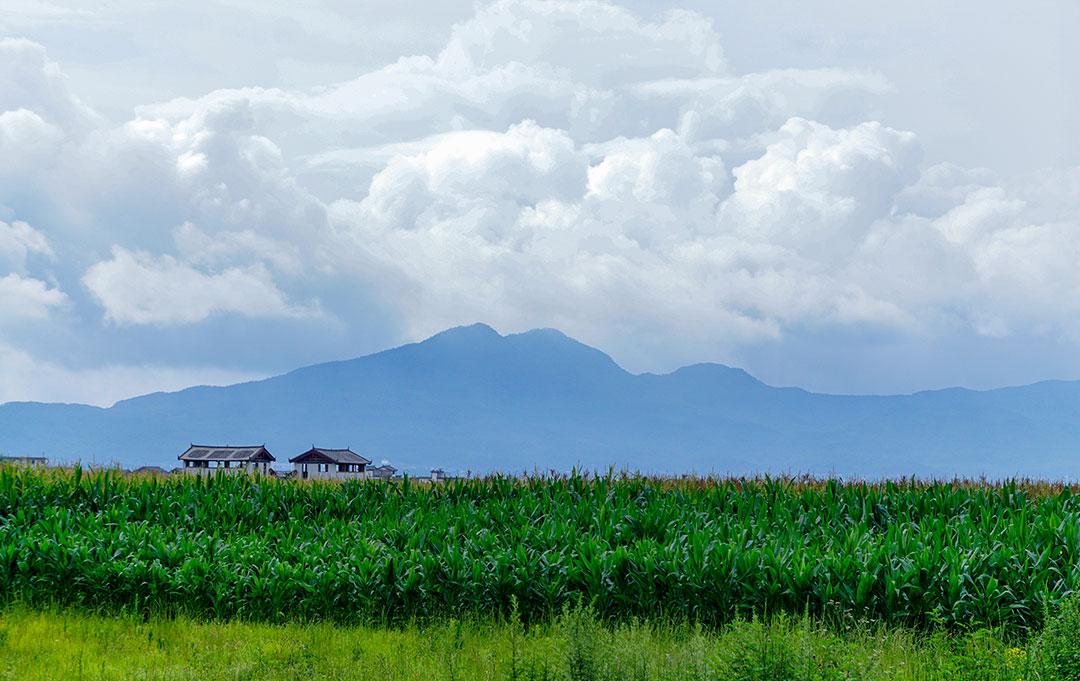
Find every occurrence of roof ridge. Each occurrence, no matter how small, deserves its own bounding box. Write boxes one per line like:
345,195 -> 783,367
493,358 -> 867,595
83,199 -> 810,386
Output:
289,447 -> 372,464
188,444 -> 266,449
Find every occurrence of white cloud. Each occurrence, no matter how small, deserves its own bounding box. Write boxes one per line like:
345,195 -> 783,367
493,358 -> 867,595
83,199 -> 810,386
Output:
586,128 -> 726,209
0,272 -> 65,320
0,0 -> 1076,401
971,220 -> 1080,339
358,120 -> 585,234
127,96 -> 328,240
172,221 -> 303,273
722,119 -> 920,254
0,108 -> 63,171
633,68 -> 893,144
0,342 -> 262,407
932,187 -> 1025,245
331,108 -> 1080,376
134,1 -> 883,166
0,219 -> 53,270
336,117 -> 929,345
82,246 -> 317,326
437,0 -> 726,81
0,37 -> 96,132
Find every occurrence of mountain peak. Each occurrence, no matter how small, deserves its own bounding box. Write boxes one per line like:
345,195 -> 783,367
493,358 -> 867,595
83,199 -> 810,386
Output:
8,323 -> 1080,478
423,323 -> 502,343
510,327 -> 570,341
671,362 -> 760,383
400,322 -> 626,380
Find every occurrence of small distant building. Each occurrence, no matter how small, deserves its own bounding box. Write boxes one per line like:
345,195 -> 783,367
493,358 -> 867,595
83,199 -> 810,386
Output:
0,455 -> 47,468
429,468 -> 469,482
178,444 -> 275,474
289,447 -> 371,480
131,466 -> 169,477
368,464 -> 397,480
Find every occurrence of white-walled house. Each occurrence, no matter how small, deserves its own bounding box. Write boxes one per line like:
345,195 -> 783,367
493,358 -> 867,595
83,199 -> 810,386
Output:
368,464 -> 398,480
0,455 -> 47,468
178,445 -> 275,474
289,447 -> 371,480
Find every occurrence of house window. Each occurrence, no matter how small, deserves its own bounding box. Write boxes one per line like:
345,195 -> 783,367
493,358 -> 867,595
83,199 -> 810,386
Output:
318,463 -> 329,473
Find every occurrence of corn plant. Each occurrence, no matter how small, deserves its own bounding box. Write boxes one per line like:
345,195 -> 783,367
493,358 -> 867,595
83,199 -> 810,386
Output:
0,466 -> 1076,634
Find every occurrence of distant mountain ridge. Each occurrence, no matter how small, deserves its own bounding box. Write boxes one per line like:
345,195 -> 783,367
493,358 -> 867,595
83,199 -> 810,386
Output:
1,323 -> 1079,478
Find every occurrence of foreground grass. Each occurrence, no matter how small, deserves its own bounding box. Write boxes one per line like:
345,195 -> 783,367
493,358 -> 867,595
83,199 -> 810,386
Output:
0,608 -> 1035,681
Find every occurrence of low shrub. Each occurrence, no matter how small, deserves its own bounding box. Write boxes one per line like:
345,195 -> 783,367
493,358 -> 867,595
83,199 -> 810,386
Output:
1032,594 -> 1080,680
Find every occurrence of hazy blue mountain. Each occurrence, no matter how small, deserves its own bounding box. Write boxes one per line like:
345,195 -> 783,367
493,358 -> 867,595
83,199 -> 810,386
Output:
1,323 -> 1079,478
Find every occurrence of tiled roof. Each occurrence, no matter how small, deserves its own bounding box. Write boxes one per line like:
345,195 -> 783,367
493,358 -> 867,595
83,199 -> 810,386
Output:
179,445 -> 275,462
131,466 -> 168,474
289,447 -> 372,465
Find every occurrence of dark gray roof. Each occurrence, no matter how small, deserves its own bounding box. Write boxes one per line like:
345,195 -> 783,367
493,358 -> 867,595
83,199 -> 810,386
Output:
0,455 -> 47,462
289,447 -> 372,465
179,445 -> 275,462
370,464 -> 397,472
131,466 -> 168,475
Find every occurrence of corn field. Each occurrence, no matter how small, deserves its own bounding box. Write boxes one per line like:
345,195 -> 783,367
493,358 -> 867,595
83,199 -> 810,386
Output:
0,467 -> 1077,633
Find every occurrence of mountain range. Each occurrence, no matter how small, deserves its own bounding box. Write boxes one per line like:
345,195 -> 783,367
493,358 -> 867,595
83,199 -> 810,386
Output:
1,323 -> 1078,478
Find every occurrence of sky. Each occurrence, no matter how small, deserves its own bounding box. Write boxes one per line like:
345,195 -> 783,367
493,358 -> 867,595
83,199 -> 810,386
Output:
1,0 -> 1079,405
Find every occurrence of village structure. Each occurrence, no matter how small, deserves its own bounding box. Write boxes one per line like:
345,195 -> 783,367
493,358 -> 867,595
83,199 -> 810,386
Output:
175,444 -> 446,480
0,444 -> 457,481
179,445 -> 275,474
0,455 -> 48,467
288,447 -> 370,480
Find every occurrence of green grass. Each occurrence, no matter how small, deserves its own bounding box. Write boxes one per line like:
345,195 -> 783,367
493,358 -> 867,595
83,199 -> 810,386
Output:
6,467 -> 1080,678
0,607 -> 1036,681
2,467 -> 1078,633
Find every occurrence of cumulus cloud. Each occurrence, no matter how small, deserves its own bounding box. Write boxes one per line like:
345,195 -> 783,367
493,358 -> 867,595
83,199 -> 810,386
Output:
0,342 -> 262,407
333,116 -> 928,350
0,37 -> 97,132
0,108 -> 63,173
172,222 -> 303,273
135,0 -> 885,181
970,221 -> 1080,339
82,247 -> 317,326
437,0 -> 726,80
0,219 -> 53,270
0,0 -> 1079,402
0,219 -> 63,323
0,272 -> 65,321
721,118 -> 921,261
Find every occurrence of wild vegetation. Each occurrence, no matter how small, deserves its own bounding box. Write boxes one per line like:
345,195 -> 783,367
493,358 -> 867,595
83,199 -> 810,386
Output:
0,606 -> 1048,680
0,467 -> 1077,635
